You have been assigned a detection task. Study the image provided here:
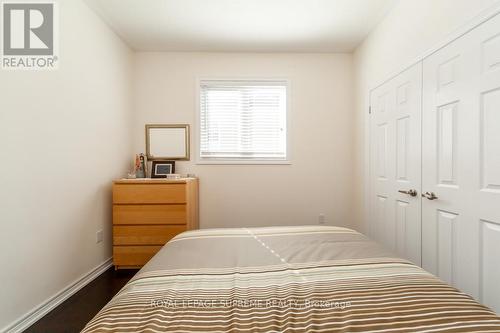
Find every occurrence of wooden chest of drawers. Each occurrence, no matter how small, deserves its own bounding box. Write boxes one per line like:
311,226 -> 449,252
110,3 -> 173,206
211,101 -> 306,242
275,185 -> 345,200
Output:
112,178 -> 199,269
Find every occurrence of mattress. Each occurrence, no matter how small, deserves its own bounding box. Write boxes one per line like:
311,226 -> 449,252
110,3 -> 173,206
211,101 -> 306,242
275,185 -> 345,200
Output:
83,226 -> 500,332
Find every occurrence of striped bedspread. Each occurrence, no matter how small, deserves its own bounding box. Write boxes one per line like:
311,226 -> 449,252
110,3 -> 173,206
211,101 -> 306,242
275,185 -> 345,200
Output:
83,226 -> 500,332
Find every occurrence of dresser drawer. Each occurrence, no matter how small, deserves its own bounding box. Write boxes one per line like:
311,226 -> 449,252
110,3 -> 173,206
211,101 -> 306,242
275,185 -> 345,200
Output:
113,225 -> 186,245
113,184 -> 186,204
113,246 -> 162,267
113,204 -> 187,225
112,179 -> 198,269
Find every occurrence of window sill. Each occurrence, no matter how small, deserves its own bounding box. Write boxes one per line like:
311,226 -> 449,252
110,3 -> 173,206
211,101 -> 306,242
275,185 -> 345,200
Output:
196,160 -> 291,165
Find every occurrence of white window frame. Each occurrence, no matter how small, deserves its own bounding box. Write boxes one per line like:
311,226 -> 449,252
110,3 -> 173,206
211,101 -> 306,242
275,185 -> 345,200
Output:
195,78 -> 291,165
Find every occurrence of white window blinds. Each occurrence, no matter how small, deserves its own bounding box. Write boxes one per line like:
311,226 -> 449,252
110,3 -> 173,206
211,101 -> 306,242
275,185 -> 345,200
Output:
199,80 -> 288,161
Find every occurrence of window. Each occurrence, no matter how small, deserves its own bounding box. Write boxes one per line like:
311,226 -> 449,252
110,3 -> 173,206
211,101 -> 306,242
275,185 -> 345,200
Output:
199,80 -> 288,163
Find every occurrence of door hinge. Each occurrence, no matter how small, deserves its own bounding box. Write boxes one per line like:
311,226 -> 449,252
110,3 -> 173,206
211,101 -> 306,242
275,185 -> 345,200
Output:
369,106 -> 372,114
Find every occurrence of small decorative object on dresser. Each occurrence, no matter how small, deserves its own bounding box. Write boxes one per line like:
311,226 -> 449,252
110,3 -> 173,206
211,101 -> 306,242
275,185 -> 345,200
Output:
112,178 -> 199,269
151,160 -> 175,178
134,153 -> 146,178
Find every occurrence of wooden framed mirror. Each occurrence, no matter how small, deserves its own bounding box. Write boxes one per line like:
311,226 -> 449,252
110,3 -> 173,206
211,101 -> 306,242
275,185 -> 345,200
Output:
145,124 -> 190,160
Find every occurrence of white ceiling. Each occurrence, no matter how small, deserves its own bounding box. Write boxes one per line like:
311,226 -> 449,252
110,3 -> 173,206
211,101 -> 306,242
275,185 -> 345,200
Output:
85,0 -> 397,53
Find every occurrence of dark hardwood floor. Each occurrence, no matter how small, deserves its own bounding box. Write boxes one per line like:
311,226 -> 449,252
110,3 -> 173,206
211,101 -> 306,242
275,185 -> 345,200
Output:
25,268 -> 137,333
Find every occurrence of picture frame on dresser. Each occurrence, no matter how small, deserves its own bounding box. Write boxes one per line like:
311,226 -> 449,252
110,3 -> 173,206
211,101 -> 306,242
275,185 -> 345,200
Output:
151,160 -> 175,178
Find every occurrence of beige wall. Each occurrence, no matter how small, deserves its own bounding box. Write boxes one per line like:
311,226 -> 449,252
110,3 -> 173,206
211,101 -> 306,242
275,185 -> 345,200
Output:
352,0 -> 500,233
0,0 -> 133,330
133,52 -> 354,229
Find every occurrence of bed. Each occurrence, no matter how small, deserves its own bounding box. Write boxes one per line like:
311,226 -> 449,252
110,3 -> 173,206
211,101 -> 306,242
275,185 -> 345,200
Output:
83,226 -> 500,332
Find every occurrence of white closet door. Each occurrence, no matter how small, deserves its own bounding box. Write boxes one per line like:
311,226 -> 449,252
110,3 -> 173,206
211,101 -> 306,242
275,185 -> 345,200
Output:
422,13 -> 500,312
369,63 -> 422,265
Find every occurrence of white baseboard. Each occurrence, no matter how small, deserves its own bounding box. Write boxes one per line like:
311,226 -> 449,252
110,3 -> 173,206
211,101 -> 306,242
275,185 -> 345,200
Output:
2,258 -> 113,333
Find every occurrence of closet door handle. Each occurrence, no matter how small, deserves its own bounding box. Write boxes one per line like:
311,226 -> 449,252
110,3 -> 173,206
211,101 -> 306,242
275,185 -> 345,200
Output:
398,189 -> 418,197
422,191 -> 438,200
